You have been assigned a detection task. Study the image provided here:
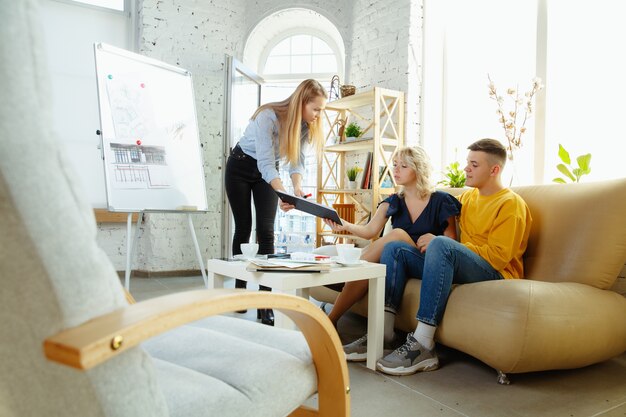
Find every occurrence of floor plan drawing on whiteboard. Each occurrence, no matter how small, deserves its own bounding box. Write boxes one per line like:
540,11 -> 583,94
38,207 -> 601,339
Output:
108,143 -> 171,189
105,73 -> 175,190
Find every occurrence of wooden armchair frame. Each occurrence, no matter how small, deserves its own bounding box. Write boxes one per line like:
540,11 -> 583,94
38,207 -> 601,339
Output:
44,289 -> 350,417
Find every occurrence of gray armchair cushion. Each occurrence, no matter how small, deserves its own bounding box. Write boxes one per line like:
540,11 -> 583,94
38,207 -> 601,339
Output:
145,316 -> 317,417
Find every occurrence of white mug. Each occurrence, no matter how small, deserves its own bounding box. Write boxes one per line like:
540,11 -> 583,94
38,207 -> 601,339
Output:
335,243 -> 354,256
337,245 -> 361,264
335,243 -> 354,260
240,243 -> 259,259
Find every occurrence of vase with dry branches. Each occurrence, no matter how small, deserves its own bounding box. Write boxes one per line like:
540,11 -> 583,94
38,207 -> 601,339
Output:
488,75 -> 543,185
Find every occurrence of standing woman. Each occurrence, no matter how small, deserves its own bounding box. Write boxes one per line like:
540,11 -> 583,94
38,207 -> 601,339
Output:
225,79 -> 327,325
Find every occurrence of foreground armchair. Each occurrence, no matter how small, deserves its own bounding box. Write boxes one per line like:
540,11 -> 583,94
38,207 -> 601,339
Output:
0,1 -> 348,415
42,289 -> 349,416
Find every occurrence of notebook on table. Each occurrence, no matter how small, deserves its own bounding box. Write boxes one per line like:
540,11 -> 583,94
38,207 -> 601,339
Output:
246,258 -> 331,273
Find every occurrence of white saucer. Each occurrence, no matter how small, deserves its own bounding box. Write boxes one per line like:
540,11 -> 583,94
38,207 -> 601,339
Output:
233,254 -> 255,260
336,259 -> 365,267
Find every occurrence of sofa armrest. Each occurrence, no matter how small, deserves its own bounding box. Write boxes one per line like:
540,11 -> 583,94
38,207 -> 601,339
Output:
44,289 -> 349,416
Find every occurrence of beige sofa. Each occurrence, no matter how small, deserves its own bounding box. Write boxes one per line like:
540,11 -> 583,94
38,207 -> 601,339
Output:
311,179 -> 626,381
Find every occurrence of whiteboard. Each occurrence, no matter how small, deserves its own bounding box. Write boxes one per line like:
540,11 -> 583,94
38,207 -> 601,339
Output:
94,43 -> 208,212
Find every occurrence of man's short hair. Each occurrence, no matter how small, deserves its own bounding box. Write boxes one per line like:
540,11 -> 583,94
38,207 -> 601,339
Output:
467,138 -> 507,167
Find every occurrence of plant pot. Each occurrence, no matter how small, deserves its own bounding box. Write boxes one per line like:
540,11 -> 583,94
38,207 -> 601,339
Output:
340,85 -> 356,97
347,181 -> 357,189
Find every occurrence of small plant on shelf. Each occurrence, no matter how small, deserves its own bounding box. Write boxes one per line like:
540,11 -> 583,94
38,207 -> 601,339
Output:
346,165 -> 363,181
344,122 -> 363,139
552,144 -> 592,183
437,162 -> 466,188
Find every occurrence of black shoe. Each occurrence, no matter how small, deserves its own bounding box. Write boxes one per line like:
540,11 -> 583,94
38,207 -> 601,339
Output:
257,286 -> 273,324
257,309 -> 274,326
235,279 -> 247,313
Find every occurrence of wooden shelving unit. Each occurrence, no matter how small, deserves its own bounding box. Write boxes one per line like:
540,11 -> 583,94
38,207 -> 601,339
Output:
316,87 -> 404,246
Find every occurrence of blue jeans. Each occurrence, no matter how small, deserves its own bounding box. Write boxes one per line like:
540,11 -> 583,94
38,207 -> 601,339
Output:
380,236 -> 503,326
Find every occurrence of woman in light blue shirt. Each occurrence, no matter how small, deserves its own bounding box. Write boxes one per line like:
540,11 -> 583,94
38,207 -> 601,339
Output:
225,79 -> 327,325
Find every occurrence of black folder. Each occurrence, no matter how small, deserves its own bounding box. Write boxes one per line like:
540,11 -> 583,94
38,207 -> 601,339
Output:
275,191 -> 342,224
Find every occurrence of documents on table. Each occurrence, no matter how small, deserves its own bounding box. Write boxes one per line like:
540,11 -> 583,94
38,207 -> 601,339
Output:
289,252 -> 331,262
246,258 -> 331,272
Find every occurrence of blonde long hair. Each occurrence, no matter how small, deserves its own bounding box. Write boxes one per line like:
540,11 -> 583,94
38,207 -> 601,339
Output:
395,146 -> 434,199
252,79 -> 326,166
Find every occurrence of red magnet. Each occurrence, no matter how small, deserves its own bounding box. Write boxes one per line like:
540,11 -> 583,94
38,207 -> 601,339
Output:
136,139 -> 142,146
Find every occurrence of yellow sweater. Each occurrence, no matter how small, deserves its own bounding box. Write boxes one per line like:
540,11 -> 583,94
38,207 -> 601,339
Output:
458,188 -> 532,279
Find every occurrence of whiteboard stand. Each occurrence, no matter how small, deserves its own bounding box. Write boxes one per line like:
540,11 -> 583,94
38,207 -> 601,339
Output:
187,213 -> 208,287
124,212 -> 208,291
94,44 -> 210,291
124,212 -> 143,291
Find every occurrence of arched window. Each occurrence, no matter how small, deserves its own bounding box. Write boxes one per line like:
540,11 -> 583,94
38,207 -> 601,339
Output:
244,8 -> 345,81
258,32 -> 341,252
262,34 -> 338,78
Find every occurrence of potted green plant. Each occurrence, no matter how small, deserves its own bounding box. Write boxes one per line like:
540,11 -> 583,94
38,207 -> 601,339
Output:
552,144 -> 592,183
437,162 -> 466,188
346,165 -> 362,189
344,122 -> 362,142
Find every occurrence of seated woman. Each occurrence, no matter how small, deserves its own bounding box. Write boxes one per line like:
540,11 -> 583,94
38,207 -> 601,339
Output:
323,146 -> 461,360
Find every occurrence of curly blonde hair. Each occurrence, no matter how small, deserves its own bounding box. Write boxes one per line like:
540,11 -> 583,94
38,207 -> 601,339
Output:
252,79 -> 326,167
395,145 -> 434,199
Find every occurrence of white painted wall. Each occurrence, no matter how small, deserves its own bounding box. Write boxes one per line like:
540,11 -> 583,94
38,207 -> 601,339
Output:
40,1 -> 130,209
38,0 -> 135,272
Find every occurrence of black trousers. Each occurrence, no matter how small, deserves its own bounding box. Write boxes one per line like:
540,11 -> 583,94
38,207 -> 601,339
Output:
225,145 -> 278,291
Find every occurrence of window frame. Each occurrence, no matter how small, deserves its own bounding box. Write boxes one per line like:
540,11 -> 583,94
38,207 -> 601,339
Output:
53,0 -> 127,13
259,28 -> 344,83
421,0 -> 555,185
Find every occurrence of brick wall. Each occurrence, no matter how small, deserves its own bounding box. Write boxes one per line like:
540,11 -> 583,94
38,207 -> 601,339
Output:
97,0 -> 424,272
349,0 -> 422,146
136,0 -> 247,271
97,0 -> 248,270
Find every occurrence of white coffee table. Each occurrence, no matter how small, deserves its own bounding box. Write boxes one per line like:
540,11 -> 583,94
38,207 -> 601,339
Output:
206,258 -> 386,371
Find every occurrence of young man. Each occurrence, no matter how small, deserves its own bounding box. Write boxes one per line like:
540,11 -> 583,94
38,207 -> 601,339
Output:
374,138 -> 532,376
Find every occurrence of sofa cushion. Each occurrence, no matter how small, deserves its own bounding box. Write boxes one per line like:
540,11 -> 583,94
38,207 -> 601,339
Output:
512,179 -> 626,289
437,279 -> 626,373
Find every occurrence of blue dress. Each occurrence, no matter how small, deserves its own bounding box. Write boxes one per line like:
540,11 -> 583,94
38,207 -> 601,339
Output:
382,191 -> 461,242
